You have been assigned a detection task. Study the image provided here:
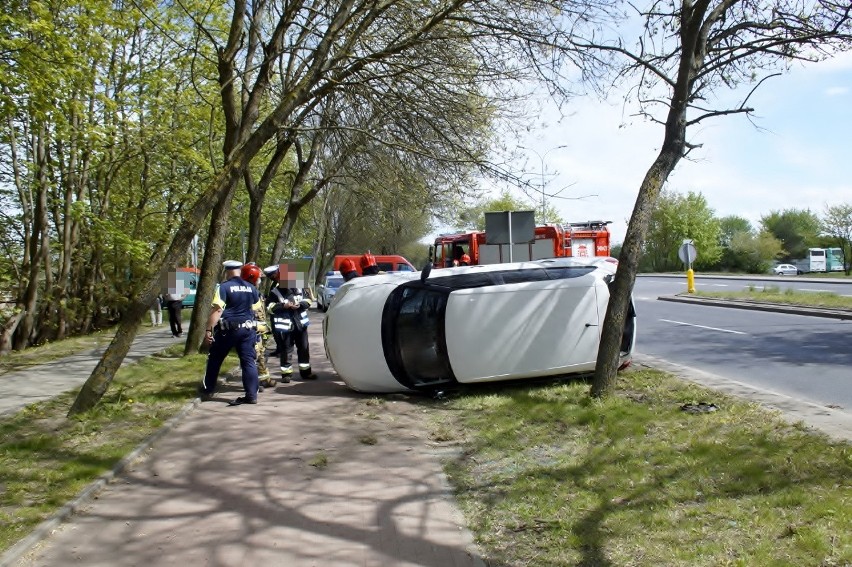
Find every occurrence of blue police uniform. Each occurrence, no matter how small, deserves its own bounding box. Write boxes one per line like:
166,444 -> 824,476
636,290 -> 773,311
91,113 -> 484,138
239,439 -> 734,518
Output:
200,276 -> 261,402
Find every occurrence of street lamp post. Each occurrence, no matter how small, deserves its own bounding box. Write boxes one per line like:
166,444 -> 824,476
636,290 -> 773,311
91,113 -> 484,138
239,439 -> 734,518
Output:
521,144 -> 567,224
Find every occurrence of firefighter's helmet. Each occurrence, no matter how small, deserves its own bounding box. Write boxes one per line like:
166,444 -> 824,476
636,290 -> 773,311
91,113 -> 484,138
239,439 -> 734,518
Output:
340,258 -> 357,275
460,254 -> 471,266
241,263 -> 263,285
360,252 -> 377,269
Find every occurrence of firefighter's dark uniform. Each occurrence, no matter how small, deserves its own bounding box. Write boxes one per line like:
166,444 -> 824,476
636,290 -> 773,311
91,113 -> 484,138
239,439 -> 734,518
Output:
266,286 -> 317,381
200,274 -> 261,403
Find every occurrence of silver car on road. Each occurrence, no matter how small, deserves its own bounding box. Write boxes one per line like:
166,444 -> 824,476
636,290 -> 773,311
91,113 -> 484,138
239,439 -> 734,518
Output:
317,273 -> 345,312
773,264 -> 800,276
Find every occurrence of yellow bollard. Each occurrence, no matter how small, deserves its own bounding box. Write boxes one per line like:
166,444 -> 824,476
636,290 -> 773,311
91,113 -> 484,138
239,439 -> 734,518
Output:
686,268 -> 696,294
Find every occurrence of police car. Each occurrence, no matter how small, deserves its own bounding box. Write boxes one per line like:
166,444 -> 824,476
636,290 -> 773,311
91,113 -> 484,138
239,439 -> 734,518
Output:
317,272 -> 345,312
323,257 -> 636,393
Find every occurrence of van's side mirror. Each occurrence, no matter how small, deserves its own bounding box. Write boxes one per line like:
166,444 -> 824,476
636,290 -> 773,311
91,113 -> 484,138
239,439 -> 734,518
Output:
420,262 -> 432,283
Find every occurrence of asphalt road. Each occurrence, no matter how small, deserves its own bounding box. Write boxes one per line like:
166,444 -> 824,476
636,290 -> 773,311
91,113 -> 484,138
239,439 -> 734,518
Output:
635,275 -> 852,413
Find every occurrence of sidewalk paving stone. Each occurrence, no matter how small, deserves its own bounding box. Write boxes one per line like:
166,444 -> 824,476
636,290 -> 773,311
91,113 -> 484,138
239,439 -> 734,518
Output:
3,315 -> 485,567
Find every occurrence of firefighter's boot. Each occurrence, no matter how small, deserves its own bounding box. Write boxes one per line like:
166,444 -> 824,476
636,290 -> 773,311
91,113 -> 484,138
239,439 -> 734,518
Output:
280,366 -> 293,384
299,364 -> 318,380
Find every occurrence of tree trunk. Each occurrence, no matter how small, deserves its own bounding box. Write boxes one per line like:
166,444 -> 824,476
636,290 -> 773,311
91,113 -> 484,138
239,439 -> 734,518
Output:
184,188 -> 237,355
590,147 -> 680,397
0,311 -> 24,355
244,139 -> 290,262
15,124 -> 50,350
68,162 -> 245,416
66,298 -> 149,414
246,193 -> 263,263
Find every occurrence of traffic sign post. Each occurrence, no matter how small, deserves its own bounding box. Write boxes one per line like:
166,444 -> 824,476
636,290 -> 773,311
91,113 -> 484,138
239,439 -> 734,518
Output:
678,240 -> 698,294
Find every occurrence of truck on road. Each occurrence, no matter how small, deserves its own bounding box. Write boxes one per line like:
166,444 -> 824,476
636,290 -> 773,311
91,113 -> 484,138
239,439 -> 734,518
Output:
431,221 -> 612,269
789,247 -> 844,274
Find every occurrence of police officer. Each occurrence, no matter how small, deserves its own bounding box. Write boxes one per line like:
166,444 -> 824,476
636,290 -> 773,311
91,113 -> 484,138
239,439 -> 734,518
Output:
263,264 -> 318,382
198,260 -> 261,406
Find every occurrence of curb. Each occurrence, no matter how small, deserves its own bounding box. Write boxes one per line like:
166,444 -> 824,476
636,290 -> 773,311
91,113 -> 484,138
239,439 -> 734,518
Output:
0,399 -> 201,567
657,294 -> 852,320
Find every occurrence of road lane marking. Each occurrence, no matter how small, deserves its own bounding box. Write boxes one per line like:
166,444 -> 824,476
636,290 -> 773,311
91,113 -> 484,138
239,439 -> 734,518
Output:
795,288 -> 832,293
659,319 -> 748,335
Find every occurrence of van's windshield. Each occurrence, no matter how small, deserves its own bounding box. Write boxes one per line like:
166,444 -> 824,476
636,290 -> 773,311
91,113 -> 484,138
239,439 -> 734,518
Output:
381,284 -> 454,390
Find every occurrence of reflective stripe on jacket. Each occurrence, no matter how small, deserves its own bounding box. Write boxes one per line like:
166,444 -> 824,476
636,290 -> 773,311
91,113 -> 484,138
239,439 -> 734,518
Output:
267,287 -> 310,333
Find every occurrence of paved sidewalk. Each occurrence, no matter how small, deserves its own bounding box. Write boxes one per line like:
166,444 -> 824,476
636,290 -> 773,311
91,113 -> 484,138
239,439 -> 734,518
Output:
3,300 -> 850,566
0,327 -> 184,417
5,315 -> 484,567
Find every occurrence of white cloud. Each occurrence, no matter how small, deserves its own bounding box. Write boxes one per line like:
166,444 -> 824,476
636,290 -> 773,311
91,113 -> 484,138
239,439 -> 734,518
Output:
825,86 -> 848,97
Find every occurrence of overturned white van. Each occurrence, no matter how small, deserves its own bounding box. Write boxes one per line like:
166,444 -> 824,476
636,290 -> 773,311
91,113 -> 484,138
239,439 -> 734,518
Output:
322,256 -> 636,394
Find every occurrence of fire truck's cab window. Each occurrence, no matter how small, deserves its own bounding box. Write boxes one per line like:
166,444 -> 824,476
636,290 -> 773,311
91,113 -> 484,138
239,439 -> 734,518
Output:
443,244 -> 454,267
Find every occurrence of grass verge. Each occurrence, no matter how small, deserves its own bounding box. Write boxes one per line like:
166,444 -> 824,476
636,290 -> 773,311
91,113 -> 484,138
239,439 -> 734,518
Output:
693,285 -> 852,310
1,329 -> 850,565
0,344 -> 207,554
430,369 -> 852,567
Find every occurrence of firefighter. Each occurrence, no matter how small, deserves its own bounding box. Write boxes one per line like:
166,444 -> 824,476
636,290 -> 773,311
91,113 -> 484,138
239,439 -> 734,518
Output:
360,251 -> 380,276
263,264 -> 318,382
199,260 -> 261,406
450,245 -> 465,267
240,263 -> 274,388
340,258 -> 359,282
459,253 -> 471,266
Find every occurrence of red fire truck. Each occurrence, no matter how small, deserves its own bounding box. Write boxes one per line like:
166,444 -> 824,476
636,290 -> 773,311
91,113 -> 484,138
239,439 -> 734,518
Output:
432,221 -> 612,268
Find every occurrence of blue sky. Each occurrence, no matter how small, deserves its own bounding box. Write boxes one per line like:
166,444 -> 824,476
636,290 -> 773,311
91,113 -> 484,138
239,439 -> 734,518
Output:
513,52 -> 852,246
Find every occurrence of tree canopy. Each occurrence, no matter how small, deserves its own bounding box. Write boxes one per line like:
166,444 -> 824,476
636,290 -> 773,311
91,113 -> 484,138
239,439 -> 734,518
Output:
640,190 -> 722,272
761,209 -> 822,261
0,0 -> 849,412
821,203 -> 852,274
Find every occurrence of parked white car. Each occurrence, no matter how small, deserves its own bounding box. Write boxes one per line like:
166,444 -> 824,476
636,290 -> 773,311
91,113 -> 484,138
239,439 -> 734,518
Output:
773,264 -> 800,276
317,273 -> 345,312
323,257 -> 636,394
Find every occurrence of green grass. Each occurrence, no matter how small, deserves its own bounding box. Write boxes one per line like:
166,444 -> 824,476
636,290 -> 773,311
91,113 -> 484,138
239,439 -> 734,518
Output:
1,315 -> 850,565
430,370 -> 851,567
0,344 -> 207,553
693,285 -> 852,310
